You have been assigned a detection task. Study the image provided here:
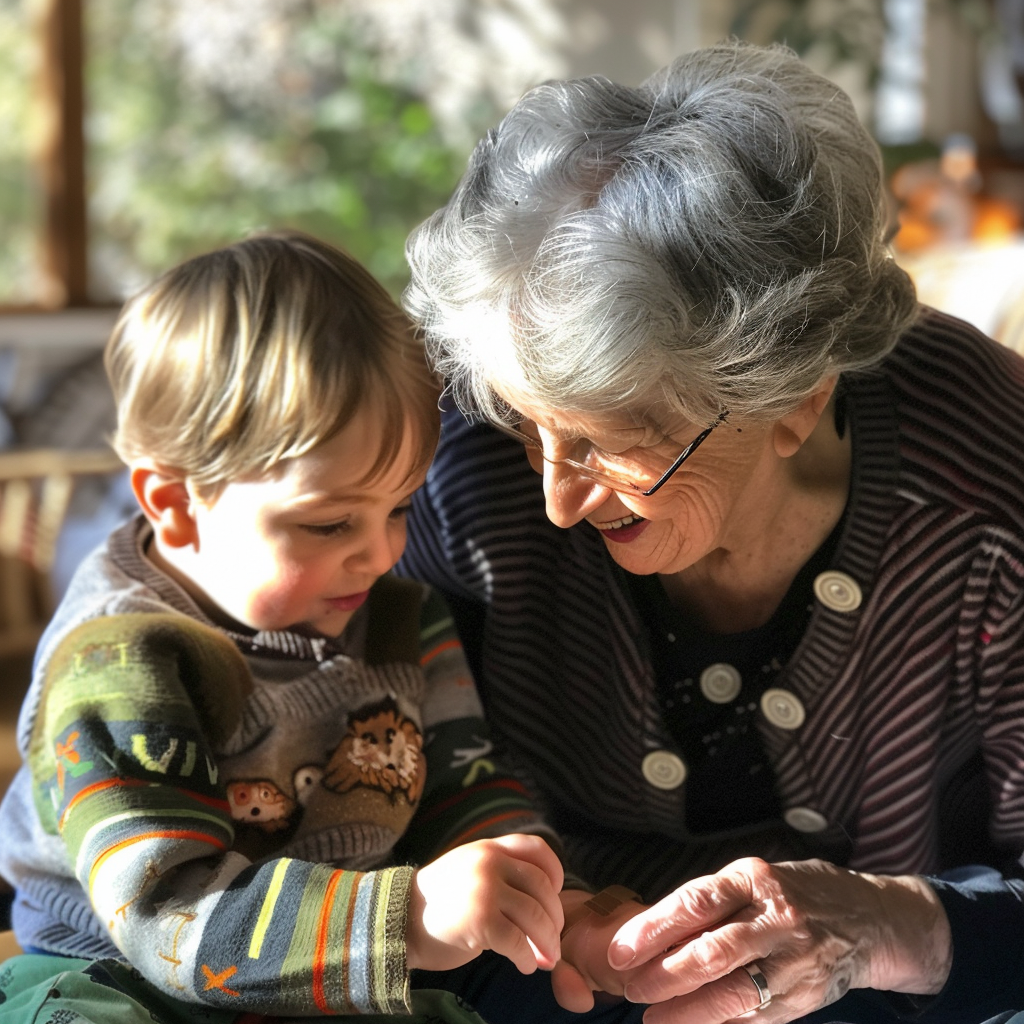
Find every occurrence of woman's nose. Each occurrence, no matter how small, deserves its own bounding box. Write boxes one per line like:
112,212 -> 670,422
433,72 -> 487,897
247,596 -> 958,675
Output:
543,460 -> 612,528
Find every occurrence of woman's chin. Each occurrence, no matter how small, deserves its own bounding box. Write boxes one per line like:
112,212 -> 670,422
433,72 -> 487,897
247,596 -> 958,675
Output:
597,523 -> 690,576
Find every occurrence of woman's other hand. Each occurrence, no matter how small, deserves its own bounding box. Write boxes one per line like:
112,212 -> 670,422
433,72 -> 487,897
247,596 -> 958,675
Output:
406,834 -> 564,975
608,857 -> 952,1023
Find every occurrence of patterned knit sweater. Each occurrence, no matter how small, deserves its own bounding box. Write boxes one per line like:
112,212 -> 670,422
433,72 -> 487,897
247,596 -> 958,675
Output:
398,308 -> 1024,896
0,516 -> 550,1017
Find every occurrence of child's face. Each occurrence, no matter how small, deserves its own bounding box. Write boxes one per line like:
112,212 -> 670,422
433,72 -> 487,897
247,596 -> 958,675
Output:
177,408 -> 427,638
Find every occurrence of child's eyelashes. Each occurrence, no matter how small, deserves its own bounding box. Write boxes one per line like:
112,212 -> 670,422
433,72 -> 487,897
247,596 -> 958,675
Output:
299,506 -> 409,536
300,519 -> 352,537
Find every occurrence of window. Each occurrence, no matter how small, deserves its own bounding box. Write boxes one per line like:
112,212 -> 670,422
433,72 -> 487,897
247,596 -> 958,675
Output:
8,0 -> 575,307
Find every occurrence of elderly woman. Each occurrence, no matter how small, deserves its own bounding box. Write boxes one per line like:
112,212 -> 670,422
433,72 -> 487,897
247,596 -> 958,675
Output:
399,40 -> 1024,1024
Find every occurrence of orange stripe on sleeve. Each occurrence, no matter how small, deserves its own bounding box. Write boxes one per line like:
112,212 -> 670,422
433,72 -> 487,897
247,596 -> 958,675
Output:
313,869 -> 344,1013
420,638 -> 462,667
60,778 -> 148,830
89,829 -> 227,892
60,777 -> 229,831
440,809 -> 539,854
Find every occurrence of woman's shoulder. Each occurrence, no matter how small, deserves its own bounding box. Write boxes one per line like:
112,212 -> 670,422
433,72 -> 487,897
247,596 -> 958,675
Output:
421,405 -> 556,541
878,307 -> 1024,527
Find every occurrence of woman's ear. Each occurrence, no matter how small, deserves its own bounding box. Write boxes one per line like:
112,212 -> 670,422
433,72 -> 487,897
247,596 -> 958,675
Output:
772,376 -> 839,459
130,464 -> 198,549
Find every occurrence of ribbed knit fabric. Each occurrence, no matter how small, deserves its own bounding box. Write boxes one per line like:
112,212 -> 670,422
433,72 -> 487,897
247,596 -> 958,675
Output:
398,307 -> 1024,901
0,516 -> 552,1017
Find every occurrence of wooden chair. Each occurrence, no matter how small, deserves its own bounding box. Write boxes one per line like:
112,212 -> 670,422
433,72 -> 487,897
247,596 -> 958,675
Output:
0,447 -> 125,960
0,447 -> 124,659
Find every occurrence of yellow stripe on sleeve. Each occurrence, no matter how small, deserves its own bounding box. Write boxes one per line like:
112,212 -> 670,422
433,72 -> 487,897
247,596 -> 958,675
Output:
249,858 -> 292,959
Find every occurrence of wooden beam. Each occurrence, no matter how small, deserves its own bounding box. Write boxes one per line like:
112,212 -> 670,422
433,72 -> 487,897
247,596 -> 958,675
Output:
37,0 -> 88,307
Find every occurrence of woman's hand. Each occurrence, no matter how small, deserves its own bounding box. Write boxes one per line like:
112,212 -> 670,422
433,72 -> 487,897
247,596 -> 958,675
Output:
406,833 -> 564,975
608,857 -> 953,1024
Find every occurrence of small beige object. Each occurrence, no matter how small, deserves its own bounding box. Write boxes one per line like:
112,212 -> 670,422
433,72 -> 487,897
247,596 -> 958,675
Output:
700,663 -> 742,703
784,806 -> 829,833
641,750 -> 687,789
813,570 -> 863,612
742,963 -> 772,1011
760,687 -> 806,729
560,884 -> 641,940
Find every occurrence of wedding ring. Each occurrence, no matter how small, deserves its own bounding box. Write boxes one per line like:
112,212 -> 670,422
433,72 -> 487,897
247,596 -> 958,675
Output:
742,963 -> 772,1011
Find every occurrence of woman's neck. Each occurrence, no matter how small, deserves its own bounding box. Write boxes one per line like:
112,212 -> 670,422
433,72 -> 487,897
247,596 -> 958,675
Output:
661,405 -> 852,633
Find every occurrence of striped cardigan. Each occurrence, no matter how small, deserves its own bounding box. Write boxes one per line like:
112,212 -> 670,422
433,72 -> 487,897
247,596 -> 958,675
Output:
0,515 -> 548,1016
399,307 -> 1024,902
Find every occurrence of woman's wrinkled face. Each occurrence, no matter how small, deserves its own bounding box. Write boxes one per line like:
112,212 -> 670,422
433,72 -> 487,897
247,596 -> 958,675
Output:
493,388 -> 777,577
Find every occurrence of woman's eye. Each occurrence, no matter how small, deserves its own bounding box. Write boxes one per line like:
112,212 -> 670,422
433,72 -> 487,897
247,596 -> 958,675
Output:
300,519 -> 352,537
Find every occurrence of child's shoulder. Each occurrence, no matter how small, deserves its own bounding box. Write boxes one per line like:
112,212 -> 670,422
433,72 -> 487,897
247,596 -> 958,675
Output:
34,514 -> 190,680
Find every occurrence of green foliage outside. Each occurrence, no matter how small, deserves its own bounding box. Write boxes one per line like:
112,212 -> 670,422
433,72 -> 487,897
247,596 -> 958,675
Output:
87,1 -> 486,299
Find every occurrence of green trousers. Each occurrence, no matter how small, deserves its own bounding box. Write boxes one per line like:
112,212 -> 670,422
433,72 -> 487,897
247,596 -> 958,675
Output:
0,954 -> 488,1024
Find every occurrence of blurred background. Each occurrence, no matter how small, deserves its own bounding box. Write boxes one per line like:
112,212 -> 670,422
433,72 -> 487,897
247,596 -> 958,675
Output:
2,0 -> 1024,794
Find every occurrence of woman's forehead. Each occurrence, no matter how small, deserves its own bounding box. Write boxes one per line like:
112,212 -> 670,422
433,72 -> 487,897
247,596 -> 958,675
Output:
491,381 -> 672,442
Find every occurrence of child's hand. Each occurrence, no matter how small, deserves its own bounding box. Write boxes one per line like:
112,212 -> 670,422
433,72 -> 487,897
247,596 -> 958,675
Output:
550,888 -> 650,1012
405,833 -> 564,975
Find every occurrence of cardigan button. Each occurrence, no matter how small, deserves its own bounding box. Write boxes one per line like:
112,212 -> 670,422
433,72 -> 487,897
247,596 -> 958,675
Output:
700,663 -> 742,703
641,750 -> 687,790
760,688 -> 806,729
813,571 -> 863,612
785,807 -> 829,833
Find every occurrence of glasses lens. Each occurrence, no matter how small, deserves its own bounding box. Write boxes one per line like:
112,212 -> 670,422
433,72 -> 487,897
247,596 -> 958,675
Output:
491,414 -> 715,494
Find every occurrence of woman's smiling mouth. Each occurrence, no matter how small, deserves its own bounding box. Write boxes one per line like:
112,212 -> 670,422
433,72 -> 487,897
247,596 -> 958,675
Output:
592,514 -> 650,543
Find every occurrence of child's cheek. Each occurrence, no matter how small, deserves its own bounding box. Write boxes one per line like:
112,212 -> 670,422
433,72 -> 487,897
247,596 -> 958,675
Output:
247,573 -> 304,627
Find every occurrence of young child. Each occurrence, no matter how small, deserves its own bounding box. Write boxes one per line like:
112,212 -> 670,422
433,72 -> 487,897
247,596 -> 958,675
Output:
0,232 -> 640,1024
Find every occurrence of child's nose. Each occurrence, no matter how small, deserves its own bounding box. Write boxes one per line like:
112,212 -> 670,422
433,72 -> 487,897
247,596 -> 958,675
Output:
350,527 -> 402,576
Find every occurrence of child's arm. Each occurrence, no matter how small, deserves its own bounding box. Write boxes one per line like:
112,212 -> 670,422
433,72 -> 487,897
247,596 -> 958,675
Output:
392,586 -> 561,862
406,832 -> 564,974
30,613 -> 414,1017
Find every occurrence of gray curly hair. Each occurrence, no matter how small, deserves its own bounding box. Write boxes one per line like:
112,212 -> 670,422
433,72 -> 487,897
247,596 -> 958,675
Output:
404,40 -> 918,427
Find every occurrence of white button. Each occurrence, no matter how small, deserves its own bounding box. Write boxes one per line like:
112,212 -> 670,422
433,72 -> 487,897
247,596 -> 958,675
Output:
641,750 -> 687,790
760,688 -> 806,729
700,663 -> 742,704
813,571 -> 862,612
785,807 -> 829,833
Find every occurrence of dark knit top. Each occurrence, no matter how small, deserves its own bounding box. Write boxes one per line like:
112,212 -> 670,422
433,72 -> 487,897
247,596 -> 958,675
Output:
399,308 -> 1024,1021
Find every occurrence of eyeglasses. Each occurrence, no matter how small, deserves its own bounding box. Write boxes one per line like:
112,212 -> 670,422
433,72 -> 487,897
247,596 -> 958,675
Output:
491,410 -> 729,496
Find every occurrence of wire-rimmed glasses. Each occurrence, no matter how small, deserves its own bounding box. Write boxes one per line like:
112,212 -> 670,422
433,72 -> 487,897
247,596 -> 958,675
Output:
491,410 -> 729,496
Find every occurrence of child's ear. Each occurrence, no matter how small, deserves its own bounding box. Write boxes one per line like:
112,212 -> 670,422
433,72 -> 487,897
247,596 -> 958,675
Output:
130,464 -> 198,549
772,375 -> 838,459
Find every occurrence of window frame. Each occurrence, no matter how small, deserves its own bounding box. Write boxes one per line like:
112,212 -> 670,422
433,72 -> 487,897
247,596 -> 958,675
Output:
3,0 -> 89,313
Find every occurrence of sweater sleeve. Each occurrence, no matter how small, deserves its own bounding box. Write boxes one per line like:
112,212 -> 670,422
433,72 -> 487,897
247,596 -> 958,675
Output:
28,612 -> 413,1017
866,870 -> 1024,1024
393,587 -> 560,866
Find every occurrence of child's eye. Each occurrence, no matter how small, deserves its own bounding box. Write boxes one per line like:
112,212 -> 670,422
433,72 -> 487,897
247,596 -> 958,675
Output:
390,504 -> 412,520
300,519 -> 352,537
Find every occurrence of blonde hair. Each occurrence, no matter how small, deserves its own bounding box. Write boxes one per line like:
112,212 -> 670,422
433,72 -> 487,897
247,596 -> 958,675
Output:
106,230 -> 440,495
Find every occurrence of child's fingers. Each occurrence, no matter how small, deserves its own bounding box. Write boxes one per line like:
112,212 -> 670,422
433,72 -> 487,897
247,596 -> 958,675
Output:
487,909 -> 544,975
490,833 -> 565,892
492,884 -> 563,970
550,959 -> 596,1013
497,855 -> 565,943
